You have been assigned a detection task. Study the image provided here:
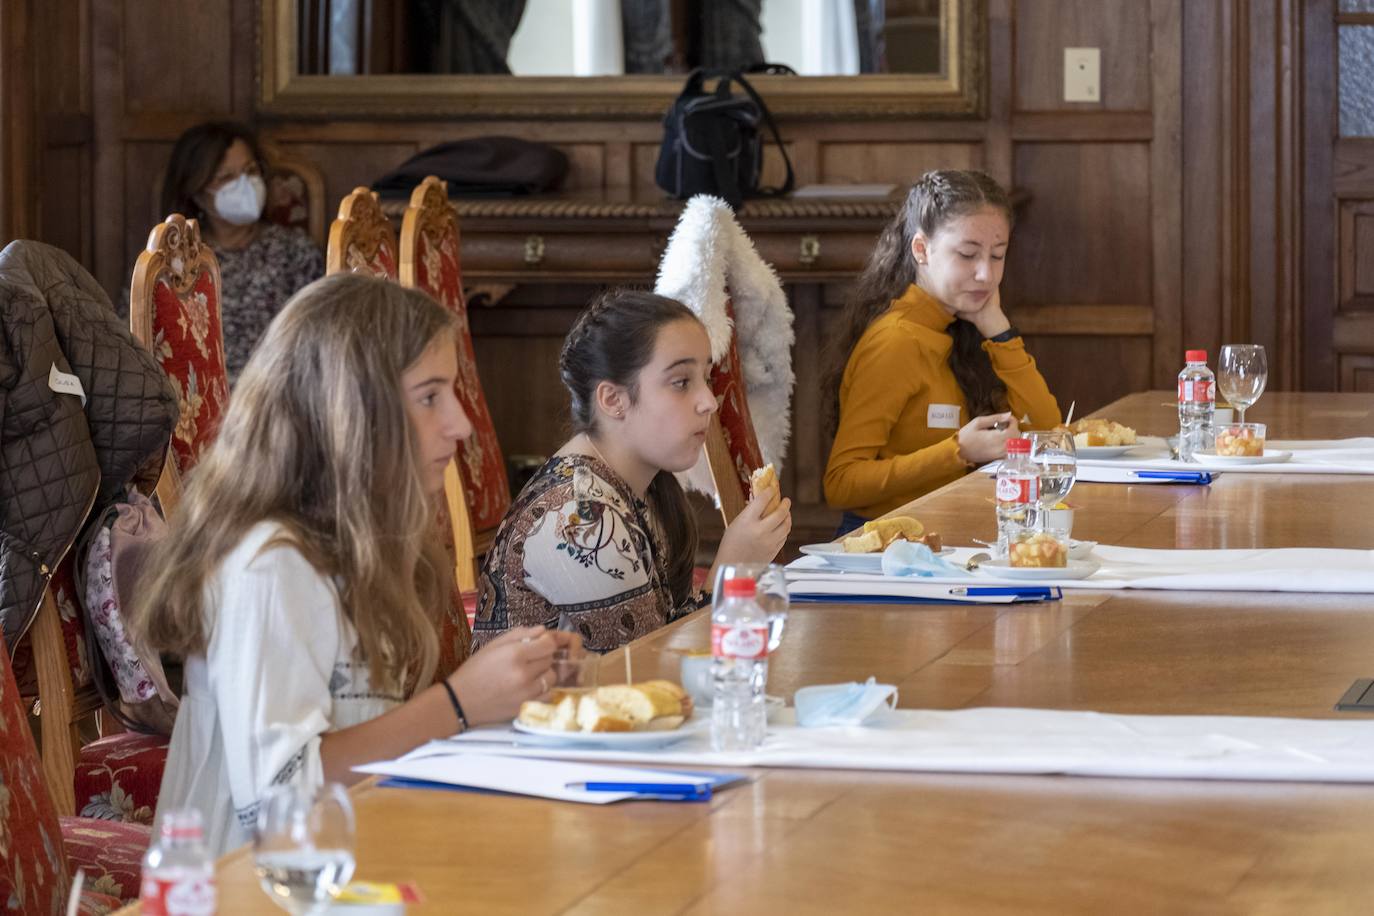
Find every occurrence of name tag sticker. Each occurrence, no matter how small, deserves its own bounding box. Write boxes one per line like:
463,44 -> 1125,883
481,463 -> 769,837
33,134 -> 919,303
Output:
927,403 -> 960,429
48,363 -> 87,406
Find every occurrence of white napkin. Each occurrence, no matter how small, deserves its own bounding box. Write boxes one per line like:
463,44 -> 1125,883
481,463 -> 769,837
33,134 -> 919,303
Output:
429,707 -> 1374,783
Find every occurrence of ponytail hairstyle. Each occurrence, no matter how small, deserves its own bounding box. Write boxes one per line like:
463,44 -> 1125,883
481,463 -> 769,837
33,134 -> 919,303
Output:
822,169 -> 1015,436
559,289 -> 702,606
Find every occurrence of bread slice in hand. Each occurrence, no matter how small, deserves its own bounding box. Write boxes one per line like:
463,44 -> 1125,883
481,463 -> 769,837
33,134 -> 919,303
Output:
750,463 -> 781,514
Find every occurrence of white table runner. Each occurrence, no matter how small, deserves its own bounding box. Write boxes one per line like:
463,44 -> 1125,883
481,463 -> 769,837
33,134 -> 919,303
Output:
417,707 -> 1374,784
1077,437 -> 1374,475
788,545 -> 1374,593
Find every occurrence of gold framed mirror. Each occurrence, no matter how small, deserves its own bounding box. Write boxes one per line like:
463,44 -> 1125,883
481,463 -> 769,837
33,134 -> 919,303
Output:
258,0 -> 982,119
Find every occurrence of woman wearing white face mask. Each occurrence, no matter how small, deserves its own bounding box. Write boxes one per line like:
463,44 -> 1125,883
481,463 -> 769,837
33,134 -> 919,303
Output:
162,121 -> 324,384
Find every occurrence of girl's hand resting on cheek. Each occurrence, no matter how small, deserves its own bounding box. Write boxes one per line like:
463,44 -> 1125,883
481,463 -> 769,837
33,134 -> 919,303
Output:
965,287 -> 1012,340
956,412 -> 1018,467
447,626 -> 580,726
716,489 -> 793,568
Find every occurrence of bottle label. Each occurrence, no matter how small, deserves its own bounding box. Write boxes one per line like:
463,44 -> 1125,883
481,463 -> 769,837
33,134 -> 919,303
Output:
996,475 -> 1037,505
712,623 -> 768,660
140,874 -> 217,916
1178,379 -> 1214,404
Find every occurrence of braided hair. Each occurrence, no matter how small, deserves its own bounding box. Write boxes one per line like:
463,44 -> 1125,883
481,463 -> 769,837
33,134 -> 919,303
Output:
822,169 -> 1015,436
559,289 -> 702,606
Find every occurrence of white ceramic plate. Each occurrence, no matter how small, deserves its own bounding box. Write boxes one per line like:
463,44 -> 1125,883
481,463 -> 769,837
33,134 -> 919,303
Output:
1074,444 -> 1138,458
976,558 -> 1100,580
1192,449 -> 1293,466
511,716 -> 706,748
799,543 -> 954,572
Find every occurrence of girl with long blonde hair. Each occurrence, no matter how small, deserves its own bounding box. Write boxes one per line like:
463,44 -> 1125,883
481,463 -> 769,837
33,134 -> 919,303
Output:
132,273 -> 577,855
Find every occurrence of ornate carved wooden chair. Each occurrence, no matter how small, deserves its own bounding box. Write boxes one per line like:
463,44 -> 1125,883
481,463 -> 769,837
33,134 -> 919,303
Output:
399,176 -> 511,591
327,186 -> 399,280
260,143 -> 327,247
655,195 -> 795,524
129,214 -> 230,518
2,630 -> 150,911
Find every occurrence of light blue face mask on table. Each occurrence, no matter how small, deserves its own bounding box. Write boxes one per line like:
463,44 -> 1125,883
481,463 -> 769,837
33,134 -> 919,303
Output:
794,677 -> 899,727
880,540 -> 972,578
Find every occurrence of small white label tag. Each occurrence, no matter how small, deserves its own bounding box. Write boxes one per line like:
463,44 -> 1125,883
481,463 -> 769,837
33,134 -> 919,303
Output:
48,363 -> 86,406
927,403 -> 961,429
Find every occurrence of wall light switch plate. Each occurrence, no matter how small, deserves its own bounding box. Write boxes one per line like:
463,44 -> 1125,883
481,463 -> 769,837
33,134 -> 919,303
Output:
1064,47 -> 1101,103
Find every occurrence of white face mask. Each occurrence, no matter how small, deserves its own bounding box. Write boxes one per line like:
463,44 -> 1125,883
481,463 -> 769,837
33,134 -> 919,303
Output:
211,173 -> 266,226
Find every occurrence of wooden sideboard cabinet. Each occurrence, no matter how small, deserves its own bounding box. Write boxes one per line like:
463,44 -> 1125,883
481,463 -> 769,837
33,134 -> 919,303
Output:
385,189 -> 901,540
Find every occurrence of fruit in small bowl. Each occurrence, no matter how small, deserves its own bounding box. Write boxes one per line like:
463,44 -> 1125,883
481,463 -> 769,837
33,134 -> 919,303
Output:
1215,422 -> 1265,457
1009,531 -> 1068,569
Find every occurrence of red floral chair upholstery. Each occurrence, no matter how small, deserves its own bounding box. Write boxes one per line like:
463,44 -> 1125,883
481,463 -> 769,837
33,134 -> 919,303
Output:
130,213 -> 230,518
327,187 -> 399,280
399,176 -> 511,591
2,631 -> 149,913
703,298 -> 768,523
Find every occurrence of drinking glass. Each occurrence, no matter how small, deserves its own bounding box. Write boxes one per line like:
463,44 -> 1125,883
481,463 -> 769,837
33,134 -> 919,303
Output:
712,562 -> 788,653
1218,344 -> 1268,423
1026,430 -> 1077,525
254,783 -> 356,915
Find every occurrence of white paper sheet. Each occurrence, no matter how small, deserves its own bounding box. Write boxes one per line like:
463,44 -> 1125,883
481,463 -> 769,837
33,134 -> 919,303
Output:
429,707 -> 1374,784
788,545 -> 1374,593
354,753 -> 710,804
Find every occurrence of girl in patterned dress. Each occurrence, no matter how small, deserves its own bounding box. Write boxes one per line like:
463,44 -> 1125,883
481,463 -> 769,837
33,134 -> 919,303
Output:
474,289 -> 792,654
130,274 -> 579,856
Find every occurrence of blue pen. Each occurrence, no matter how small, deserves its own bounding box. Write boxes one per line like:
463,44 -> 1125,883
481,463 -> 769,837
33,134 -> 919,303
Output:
1133,470 -> 1212,483
567,781 -> 711,798
949,586 -> 1055,597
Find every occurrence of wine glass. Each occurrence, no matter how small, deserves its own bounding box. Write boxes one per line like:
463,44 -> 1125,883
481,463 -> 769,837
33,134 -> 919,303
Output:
712,562 -> 788,653
1218,344 -> 1268,423
254,783 -> 356,915
1026,430 -> 1077,529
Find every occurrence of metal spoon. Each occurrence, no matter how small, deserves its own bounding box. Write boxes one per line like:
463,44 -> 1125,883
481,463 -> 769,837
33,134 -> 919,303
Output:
964,552 -> 991,572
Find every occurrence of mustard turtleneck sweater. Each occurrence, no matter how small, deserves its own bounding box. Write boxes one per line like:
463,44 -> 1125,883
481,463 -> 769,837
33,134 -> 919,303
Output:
824,284 -> 1061,519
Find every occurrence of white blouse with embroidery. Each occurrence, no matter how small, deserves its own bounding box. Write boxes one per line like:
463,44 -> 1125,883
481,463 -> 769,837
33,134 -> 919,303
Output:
155,522 -> 402,857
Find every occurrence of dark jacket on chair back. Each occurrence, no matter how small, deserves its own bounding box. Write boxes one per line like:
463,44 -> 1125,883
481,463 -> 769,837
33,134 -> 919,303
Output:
0,240 -> 179,652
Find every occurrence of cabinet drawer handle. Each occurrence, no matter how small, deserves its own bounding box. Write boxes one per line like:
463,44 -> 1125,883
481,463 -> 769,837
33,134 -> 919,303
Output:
524,235 -> 546,266
799,234 -> 821,265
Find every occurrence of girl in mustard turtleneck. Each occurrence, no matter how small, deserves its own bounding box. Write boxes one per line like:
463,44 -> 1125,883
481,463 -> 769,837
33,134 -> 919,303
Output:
823,170 -> 1060,533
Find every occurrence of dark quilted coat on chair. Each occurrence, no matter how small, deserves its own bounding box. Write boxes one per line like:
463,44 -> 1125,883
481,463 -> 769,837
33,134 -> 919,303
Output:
0,239 -> 178,654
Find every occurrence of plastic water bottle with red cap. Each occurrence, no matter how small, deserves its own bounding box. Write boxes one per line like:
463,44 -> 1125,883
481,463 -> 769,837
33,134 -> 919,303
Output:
995,437 -> 1039,557
1178,349 -> 1216,462
140,807 -> 217,915
711,575 -> 770,752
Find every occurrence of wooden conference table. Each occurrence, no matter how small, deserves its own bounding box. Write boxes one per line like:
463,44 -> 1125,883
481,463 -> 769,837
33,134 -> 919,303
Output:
140,392 -> 1374,914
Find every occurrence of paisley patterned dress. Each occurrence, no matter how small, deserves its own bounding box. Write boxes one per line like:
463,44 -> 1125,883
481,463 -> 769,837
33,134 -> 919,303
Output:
473,455 -> 700,653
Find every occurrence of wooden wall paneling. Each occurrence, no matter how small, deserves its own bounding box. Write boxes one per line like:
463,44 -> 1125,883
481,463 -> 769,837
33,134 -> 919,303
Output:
817,142 -> 982,183
1149,0 -> 1183,387
982,0 -> 1012,187
1339,200 -> 1374,311
1180,0 -> 1226,369
121,0 -> 234,114
1340,355 -> 1374,392
1,0 -> 36,242
123,141 -> 174,276
787,283 -> 825,513
1302,2 -> 1335,390
1012,0 -> 1152,113
1007,143 -> 1154,307
1024,336 -> 1154,415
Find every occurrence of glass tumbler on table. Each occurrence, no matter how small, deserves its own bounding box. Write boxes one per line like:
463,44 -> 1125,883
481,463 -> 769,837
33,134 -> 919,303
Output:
1027,430 -> 1077,528
254,782 -> 356,915
1218,344 -> 1268,424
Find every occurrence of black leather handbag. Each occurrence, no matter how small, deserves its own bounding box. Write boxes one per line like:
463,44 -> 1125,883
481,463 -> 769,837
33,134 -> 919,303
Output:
654,67 -> 795,210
